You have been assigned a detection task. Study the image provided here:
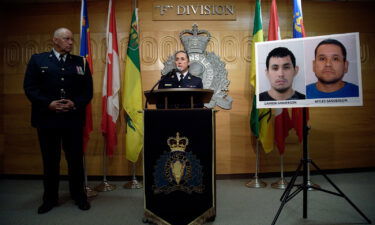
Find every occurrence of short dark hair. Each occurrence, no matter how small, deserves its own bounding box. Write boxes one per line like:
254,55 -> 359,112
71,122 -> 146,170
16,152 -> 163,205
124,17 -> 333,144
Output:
266,47 -> 296,69
314,38 -> 347,61
174,50 -> 190,62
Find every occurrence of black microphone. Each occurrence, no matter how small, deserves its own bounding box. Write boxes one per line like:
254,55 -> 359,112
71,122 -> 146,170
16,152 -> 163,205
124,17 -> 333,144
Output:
144,69 -> 177,109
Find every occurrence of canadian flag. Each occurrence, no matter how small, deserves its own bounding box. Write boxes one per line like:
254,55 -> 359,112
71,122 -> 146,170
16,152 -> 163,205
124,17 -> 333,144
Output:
268,0 -> 293,154
274,108 -> 293,154
101,0 -> 120,156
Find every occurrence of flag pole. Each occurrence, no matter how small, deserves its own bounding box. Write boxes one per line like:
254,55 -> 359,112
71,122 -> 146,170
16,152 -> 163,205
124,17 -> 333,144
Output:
94,143 -> 116,192
123,161 -> 142,189
271,154 -> 288,189
123,0 -> 142,190
83,154 -> 98,197
246,140 -> 266,188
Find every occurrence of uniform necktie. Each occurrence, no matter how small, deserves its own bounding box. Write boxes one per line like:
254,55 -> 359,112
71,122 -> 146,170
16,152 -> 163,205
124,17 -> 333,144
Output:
179,74 -> 184,86
58,54 -> 64,67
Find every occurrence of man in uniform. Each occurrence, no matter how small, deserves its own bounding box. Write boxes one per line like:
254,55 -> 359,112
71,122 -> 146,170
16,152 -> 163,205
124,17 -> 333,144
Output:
24,27 -> 93,214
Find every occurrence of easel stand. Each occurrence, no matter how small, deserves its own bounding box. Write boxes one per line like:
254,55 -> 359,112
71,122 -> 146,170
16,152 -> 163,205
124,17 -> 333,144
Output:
271,108 -> 372,225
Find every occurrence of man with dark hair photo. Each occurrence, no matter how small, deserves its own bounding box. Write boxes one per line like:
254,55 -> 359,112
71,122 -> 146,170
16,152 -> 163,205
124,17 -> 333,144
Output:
306,38 -> 359,98
260,47 -> 305,101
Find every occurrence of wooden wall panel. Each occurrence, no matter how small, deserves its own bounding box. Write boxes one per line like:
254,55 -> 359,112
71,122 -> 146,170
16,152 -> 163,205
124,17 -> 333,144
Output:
1,0 -> 374,176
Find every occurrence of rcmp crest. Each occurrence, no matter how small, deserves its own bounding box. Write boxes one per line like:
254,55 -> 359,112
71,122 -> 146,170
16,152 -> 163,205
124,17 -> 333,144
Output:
161,24 -> 233,109
152,132 -> 204,194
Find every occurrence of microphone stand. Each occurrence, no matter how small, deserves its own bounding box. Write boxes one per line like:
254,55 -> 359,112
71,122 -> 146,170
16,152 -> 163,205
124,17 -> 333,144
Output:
144,69 -> 177,109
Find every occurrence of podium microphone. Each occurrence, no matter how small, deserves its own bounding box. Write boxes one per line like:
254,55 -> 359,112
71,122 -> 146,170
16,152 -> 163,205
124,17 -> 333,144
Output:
144,68 -> 178,109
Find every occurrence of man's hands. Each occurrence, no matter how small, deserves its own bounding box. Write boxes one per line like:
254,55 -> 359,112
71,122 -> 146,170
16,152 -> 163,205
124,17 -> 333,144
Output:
48,99 -> 75,113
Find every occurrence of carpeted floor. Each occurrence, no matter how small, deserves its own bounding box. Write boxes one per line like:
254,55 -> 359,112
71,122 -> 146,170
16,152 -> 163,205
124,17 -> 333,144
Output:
0,171 -> 374,225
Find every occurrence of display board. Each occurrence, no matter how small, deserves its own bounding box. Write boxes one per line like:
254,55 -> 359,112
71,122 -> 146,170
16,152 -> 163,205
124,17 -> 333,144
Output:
256,32 -> 362,108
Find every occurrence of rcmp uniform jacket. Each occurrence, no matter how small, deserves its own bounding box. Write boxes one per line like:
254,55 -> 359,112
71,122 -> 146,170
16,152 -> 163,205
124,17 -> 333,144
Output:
23,51 -> 93,128
158,71 -> 203,89
157,71 -> 203,108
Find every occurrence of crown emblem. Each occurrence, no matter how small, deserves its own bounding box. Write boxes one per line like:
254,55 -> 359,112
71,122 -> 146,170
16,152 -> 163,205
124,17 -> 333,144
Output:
180,24 -> 211,54
167,132 -> 189,152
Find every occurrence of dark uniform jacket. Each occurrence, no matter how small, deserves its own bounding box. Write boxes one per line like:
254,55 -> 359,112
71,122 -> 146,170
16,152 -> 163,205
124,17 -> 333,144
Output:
157,71 -> 203,109
158,71 -> 203,89
24,51 -> 93,128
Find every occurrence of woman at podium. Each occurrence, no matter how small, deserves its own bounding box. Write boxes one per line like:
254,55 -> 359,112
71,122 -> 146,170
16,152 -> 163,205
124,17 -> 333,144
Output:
158,50 -> 203,89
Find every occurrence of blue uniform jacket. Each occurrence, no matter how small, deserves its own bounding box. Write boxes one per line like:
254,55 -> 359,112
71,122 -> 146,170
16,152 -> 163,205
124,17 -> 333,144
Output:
24,51 -> 93,128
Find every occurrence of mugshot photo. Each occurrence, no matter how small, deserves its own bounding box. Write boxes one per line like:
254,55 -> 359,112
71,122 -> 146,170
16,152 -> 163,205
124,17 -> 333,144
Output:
256,40 -> 306,103
304,33 -> 361,99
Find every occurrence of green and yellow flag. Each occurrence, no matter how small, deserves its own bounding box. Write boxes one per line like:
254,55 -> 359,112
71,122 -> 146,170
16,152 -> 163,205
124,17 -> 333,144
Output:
123,8 -> 144,162
249,0 -> 274,153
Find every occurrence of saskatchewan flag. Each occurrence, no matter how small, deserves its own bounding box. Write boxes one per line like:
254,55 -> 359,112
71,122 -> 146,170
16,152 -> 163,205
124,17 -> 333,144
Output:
123,8 -> 144,162
249,0 -> 274,153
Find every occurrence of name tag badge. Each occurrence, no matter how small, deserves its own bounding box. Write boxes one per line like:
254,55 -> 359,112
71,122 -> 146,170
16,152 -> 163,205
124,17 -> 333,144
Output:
40,66 -> 48,73
165,84 -> 172,87
76,66 -> 84,75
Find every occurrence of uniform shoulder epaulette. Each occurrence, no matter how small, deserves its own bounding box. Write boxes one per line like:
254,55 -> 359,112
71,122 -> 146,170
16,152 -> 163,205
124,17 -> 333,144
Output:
69,54 -> 82,59
68,54 -> 85,63
38,52 -> 51,56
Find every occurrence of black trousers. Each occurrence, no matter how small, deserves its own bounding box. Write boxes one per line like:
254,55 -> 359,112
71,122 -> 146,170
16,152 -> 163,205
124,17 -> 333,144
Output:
37,127 -> 87,204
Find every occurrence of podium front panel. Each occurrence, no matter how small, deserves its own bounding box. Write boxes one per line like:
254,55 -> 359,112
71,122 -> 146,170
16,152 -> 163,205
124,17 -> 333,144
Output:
143,109 -> 215,225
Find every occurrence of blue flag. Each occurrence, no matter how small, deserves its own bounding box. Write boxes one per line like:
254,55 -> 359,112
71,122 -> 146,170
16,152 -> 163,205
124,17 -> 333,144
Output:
293,0 -> 306,38
80,0 -> 93,152
292,0 -> 307,143
80,0 -> 90,57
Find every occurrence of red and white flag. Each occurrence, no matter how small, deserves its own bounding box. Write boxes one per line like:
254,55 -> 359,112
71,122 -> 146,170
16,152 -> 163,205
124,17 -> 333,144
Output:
268,0 -> 293,154
268,0 -> 281,41
274,108 -> 293,154
101,0 -> 120,156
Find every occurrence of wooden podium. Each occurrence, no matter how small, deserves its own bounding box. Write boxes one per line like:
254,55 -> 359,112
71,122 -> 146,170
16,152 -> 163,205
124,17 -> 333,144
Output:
143,88 -> 216,225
